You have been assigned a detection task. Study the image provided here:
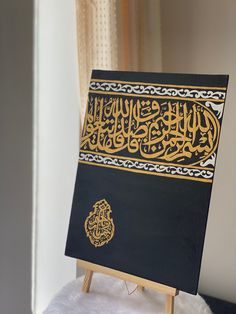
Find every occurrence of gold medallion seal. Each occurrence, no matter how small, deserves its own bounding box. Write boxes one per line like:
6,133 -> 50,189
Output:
84,199 -> 115,247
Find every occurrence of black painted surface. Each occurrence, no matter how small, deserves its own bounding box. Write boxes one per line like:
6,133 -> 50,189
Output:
202,294 -> 236,314
65,70 -> 229,295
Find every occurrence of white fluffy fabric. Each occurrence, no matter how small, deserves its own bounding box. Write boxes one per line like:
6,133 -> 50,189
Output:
44,273 -> 212,314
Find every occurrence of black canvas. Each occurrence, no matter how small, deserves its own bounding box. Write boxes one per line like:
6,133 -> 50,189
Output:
65,70 -> 229,294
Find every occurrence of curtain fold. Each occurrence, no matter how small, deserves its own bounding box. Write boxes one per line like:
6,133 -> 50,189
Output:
76,0 -> 118,122
76,0 -> 162,122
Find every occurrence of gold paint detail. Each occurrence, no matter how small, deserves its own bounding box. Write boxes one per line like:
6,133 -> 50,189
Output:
90,78 -> 227,91
89,80 -> 226,101
89,90 -> 224,102
81,96 -> 220,165
79,159 -> 213,183
84,199 -> 115,247
80,149 -> 213,171
80,80 -> 224,183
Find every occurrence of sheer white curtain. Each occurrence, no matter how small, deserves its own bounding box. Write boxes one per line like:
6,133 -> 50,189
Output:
76,0 -> 118,121
76,0 -> 162,122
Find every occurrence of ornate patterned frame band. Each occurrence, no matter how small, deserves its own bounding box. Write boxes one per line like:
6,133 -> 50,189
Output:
90,79 -> 226,101
79,79 -> 226,183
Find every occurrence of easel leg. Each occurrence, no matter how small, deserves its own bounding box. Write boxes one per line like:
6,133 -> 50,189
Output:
82,270 -> 93,293
165,294 -> 174,314
138,285 -> 144,291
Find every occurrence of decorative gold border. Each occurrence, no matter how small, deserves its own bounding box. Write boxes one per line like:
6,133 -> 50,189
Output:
80,149 -> 213,171
89,90 -> 224,102
79,159 -> 213,183
91,78 -> 227,91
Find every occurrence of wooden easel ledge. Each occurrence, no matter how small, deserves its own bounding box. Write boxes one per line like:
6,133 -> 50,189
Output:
77,259 -> 178,314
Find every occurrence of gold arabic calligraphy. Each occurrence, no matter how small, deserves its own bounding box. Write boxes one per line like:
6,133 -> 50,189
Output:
84,199 -> 115,247
81,96 -> 220,165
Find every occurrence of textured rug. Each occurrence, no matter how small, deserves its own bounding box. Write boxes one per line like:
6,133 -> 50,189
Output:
44,273 -> 212,314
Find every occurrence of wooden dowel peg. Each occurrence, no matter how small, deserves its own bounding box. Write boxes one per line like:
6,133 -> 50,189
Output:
138,285 -> 144,291
82,270 -> 93,293
165,294 -> 174,314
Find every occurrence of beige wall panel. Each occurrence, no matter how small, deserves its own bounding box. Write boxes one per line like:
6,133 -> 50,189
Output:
161,0 -> 236,303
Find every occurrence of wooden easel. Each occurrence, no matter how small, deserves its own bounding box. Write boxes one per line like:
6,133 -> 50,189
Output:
78,259 -> 178,314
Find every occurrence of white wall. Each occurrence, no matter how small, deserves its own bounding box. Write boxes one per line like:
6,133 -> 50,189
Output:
161,0 -> 236,303
0,1 -> 33,313
34,0 -> 80,313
